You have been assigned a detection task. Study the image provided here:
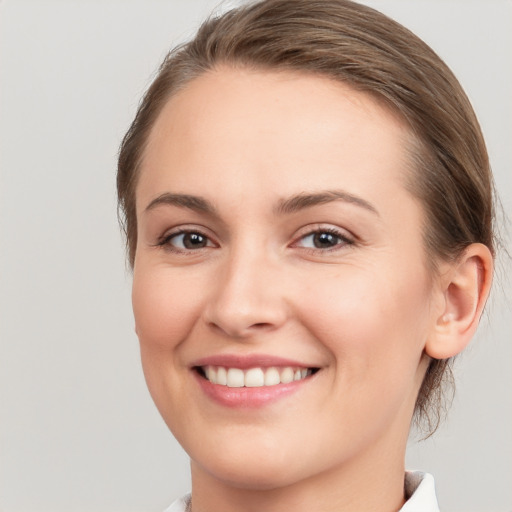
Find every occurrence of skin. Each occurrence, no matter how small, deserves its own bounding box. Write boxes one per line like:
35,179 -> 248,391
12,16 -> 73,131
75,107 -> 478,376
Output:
131,68 -> 492,512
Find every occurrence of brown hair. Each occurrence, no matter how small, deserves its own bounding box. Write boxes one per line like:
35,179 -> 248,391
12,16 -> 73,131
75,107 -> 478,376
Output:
117,0 -> 496,434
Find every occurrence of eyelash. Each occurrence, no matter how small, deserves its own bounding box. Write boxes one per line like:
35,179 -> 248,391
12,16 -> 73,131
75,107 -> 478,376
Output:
155,226 -> 355,255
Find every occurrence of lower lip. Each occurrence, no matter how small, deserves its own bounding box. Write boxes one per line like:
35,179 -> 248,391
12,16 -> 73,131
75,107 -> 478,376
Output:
194,371 -> 310,408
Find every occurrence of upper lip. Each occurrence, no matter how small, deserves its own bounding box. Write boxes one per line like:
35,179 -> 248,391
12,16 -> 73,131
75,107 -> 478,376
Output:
192,354 -> 318,370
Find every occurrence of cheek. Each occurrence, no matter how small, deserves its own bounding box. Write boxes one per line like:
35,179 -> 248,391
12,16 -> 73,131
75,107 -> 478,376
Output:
298,267 -> 433,444
132,264 -> 204,350
131,264 -> 205,428
299,263 -> 432,377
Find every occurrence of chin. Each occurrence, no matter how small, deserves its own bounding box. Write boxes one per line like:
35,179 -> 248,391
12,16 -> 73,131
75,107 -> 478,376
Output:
190,443 -> 310,491
204,462 -> 300,491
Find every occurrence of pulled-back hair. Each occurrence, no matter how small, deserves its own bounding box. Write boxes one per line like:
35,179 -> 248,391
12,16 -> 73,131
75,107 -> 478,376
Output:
117,0 -> 496,434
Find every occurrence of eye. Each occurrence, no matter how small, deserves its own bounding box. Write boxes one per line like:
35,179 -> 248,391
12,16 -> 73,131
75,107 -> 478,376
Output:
158,230 -> 215,252
294,228 -> 353,251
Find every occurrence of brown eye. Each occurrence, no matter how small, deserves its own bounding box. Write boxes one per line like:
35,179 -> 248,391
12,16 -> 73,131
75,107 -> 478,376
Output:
297,230 -> 352,250
182,232 -> 208,249
165,231 -> 213,250
312,232 -> 340,249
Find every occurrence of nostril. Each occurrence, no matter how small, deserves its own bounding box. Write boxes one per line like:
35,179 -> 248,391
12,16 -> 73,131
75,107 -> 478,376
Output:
203,290 -> 289,338
206,319 -> 276,338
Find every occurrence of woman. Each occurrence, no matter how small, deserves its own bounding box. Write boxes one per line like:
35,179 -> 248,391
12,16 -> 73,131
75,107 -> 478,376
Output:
117,1 -> 495,510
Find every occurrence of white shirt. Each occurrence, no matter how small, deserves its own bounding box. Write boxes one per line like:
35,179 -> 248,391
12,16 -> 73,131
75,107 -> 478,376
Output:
164,471 -> 440,511
401,471 -> 440,512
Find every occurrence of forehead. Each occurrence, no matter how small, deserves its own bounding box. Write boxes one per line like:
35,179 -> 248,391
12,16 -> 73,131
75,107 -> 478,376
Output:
138,67 -> 414,212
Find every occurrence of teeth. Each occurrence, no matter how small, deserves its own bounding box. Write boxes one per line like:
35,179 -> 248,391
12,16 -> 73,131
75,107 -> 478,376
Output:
217,366 -> 227,385
245,368 -> 264,387
227,368 -> 244,388
264,367 -> 280,386
206,366 -> 217,384
280,367 -> 294,384
202,365 -> 313,388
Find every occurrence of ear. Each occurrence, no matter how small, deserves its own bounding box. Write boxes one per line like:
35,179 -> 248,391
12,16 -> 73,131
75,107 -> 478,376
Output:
425,243 -> 493,359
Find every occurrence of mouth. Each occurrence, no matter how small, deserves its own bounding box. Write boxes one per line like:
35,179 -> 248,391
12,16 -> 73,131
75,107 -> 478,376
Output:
195,365 -> 319,388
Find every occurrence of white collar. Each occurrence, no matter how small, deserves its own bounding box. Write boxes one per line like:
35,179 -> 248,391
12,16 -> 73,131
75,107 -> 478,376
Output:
400,471 -> 440,512
165,471 -> 440,512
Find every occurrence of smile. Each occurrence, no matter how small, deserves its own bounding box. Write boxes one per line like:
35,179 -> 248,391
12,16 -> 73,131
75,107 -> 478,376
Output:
199,365 -> 315,388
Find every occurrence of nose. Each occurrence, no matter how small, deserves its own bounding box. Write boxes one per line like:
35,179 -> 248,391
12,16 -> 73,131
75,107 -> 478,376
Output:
202,247 -> 289,339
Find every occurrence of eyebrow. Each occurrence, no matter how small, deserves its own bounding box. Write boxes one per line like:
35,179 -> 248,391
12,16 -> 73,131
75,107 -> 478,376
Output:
275,190 -> 379,216
144,193 -> 217,214
144,189 -> 379,217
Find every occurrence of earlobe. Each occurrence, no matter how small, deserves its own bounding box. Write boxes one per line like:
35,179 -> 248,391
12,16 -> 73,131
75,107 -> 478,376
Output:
425,243 -> 493,360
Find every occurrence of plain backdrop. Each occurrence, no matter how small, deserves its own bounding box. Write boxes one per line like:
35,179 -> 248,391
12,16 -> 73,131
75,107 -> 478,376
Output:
1,1 -> 511,511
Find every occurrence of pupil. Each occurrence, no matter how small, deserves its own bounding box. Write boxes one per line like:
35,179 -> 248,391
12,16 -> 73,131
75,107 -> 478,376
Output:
314,232 -> 337,248
184,233 -> 206,249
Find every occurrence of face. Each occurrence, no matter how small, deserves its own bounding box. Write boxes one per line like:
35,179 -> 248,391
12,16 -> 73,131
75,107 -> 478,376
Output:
133,68 -> 437,490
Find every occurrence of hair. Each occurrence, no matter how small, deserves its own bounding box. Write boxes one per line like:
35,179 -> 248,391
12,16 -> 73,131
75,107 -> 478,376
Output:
117,0 -> 496,434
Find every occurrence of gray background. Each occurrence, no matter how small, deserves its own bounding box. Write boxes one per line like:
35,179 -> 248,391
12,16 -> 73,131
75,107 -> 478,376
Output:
0,1 -> 510,511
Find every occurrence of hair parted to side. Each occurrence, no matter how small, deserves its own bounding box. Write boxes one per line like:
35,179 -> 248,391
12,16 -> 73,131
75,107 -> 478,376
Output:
117,0 -> 496,435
